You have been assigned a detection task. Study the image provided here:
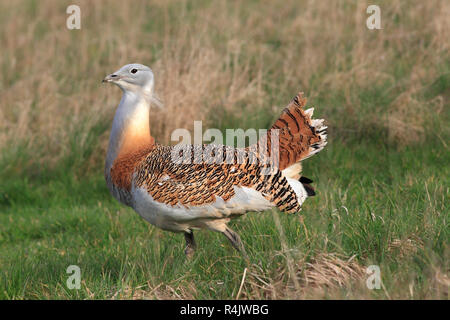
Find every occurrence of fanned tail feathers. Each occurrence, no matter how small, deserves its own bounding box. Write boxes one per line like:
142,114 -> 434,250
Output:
266,92 -> 327,173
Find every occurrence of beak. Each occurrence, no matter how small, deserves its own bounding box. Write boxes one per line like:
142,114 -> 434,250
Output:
102,74 -> 120,83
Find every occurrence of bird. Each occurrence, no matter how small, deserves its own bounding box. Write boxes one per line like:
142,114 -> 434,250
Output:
103,63 -> 327,258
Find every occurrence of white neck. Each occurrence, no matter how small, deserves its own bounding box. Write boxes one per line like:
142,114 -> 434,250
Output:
105,90 -> 153,171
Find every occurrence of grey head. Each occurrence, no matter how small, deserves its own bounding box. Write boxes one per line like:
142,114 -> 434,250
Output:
103,63 -> 154,94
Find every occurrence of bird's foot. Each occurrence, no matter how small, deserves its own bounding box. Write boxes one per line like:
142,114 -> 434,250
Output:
184,246 -> 196,260
184,231 -> 196,260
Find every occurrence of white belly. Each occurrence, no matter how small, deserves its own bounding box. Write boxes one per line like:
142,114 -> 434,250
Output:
130,185 -> 274,232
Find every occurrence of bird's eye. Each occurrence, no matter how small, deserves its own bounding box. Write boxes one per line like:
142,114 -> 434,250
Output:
131,69 -> 138,74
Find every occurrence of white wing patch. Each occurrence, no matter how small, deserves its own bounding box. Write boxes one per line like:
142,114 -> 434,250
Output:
286,178 -> 308,207
282,162 -> 302,179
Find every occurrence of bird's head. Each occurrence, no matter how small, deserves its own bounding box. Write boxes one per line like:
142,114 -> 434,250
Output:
103,63 -> 154,95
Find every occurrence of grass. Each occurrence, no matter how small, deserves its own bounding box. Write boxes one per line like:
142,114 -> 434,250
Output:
0,0 -> 449,299
1,139 -> 448,299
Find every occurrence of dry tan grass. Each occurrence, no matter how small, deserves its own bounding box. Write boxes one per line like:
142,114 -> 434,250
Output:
388,235 -> 424,258
432,268 -> 450,298
0,0 -> 448,172
111,281 -> 197,300
236,252 -> 366,299
299,253 -> 365,289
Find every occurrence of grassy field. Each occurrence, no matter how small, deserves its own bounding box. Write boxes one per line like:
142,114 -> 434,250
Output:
0,0 -> 449,299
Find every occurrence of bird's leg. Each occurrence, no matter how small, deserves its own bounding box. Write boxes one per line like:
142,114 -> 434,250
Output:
223,226 -> 248,259
184,231 -> 196,259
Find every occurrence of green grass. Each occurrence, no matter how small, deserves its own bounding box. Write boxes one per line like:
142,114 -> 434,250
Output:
1,138 -> 447,299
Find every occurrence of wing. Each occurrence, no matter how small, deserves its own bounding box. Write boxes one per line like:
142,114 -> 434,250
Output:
133,144 -> 303,214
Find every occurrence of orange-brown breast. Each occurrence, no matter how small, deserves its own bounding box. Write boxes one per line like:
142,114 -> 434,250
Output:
110,140 -> 155,192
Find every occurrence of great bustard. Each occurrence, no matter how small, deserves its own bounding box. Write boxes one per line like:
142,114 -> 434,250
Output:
103,63 -> 327,257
